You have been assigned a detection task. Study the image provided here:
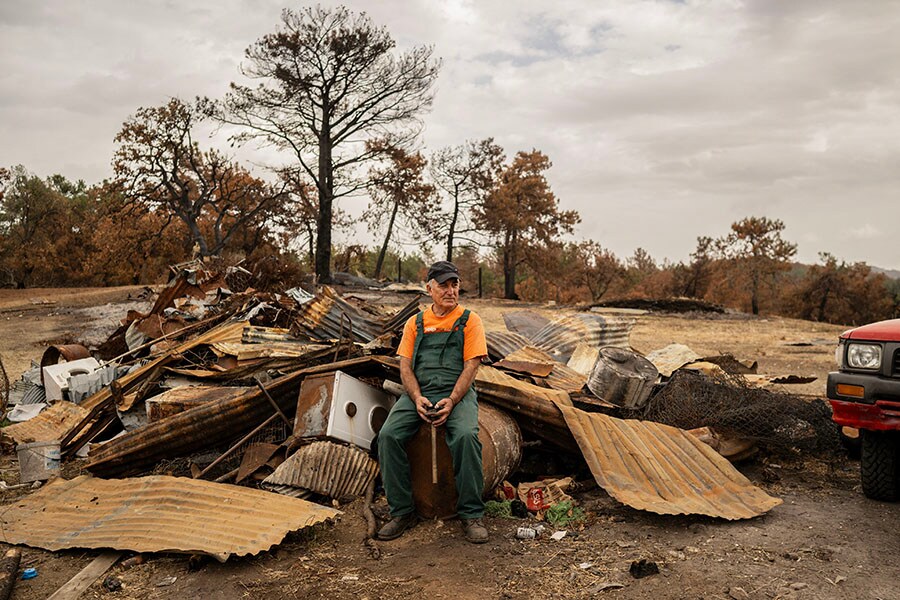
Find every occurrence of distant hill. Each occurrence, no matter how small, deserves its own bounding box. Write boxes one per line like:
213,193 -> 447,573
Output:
788,262 -> 899,280
872,266 -> 900,280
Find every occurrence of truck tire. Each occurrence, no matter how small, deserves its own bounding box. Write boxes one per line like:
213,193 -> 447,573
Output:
861,430 -> 900,501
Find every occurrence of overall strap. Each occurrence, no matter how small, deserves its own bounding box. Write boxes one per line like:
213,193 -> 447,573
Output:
438,309 -> 471,363
411,311 -> 425,369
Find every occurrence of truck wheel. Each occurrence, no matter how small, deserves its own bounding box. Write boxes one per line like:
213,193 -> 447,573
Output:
861,430 -> 900,501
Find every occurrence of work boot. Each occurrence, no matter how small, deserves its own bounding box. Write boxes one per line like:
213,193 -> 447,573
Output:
376,513 -> 418,541
461,518 -> 488,544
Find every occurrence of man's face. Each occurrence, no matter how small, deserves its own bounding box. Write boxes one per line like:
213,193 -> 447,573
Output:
428,278 -> 460,313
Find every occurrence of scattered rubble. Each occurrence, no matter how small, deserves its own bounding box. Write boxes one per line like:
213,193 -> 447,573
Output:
0,261 -> 842,578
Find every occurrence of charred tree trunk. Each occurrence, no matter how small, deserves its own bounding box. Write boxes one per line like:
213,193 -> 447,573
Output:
374,198 -> 400,279
316,129 -> 334,283
446,188 -> 460,262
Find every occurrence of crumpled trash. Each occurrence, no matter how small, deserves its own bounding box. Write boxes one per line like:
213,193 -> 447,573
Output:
517,477 -> 574,512
7,403 -> 47,423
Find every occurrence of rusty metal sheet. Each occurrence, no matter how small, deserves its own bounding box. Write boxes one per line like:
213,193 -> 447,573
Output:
567,343 -> 600,377
502,311 -> 551,339
646,344 -> 702,378
485,331 -> 531,360
493,359 -> 554,378
211,341 -> 328,360
292,286 -> 419,343
146,386 -> 249,422
242,325 -> 298,343
502,346 -> 587,393
528,313 -> 635,362
473,367 -> 578,452
236,442 -> 280,483
555,403 -> 782,520
263,441 -> 379,498
87,356 -> 394,477
2,402 -> 88,444
0,475 -> 339,561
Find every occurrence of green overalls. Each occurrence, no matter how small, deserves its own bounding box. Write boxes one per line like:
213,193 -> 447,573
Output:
378,309 -> 484,519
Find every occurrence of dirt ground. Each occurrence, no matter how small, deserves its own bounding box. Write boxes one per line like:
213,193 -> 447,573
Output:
1,288 -> 899,600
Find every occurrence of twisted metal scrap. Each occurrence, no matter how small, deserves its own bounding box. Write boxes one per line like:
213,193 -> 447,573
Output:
0,355 -> 8,416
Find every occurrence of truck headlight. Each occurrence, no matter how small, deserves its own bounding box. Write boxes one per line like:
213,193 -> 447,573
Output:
846,343 -> 882,370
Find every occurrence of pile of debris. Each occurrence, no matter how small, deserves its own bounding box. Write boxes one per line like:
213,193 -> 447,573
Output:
0,264 -> 839,575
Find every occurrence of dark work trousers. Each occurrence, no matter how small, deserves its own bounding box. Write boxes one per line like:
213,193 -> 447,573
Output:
378,310 -> 485,520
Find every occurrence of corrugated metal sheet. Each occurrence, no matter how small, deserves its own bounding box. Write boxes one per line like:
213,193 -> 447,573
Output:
566,344 -> 600,377
261,483 -> 313,499
502,346 -> 587,393
9,378 -> 45,406
87,356 -> 390,477
241,325 -> 298,343
2,401 -> 88,444
502,311 -> 551,339
486,331 -> 531,360
211,341 -> 329,360
645,344 -> 702,378
528,313 -> 634,362
555,403 -> 782,520
0,475 -> 339,561
263,441 -> 379,498
61,320 -> 249,454
292,287 -> 419,343
474,366 -> 578,452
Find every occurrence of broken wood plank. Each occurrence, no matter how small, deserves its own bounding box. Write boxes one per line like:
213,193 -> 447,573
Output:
47,551 -> 122,600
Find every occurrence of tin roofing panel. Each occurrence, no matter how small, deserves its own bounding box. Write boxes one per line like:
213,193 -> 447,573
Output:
485,331 -> 531,360
2,401 -> 88,444
0,475 -> 339,561
292,287 -> 419,343
263,441 -> 379,498
555,403 -> 781,520
529,313 -> 634,362
502,346 -> 587,393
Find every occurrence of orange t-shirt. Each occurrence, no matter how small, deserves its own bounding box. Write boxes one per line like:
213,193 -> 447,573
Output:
397,304 -> 488,362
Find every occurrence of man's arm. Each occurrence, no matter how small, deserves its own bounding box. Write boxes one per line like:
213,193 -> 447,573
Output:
431,357 -> 482,427
400,356 -> 433,422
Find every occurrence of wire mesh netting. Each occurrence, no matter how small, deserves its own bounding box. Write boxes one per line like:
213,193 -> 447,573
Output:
629,369 -> 841,455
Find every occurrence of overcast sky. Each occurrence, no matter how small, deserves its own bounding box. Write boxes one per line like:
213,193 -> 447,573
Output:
2,0 -> 900,270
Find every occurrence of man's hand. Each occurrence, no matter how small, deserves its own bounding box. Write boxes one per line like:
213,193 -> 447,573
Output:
430,398 -> 454,427
414,395 -> 433,422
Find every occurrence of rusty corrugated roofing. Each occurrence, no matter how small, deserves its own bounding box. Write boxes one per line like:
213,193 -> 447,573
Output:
2,401 -> 88,444
292,287 -> 419,343
486,331 -> 531,360
555,403 -> 782,520
211,341 -> 329,360
529,313 -> 634,362
263,441 -> 379,498
501,346 -> 587,393
0,475 -> 339,561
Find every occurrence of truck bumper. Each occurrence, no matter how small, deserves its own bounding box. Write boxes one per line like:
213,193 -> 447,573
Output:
827,371 -> 900,430
829,399 -> 900,431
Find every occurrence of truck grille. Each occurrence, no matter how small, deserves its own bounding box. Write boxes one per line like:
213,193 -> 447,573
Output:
894,349 -> 900,377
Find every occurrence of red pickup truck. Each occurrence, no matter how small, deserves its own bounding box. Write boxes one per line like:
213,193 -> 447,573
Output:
827,318 -> 900,500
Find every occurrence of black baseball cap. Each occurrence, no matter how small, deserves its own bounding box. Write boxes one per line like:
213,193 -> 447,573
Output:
427,261 -> 460,284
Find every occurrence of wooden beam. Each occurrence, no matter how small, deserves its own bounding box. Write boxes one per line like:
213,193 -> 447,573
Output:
47,551 -> 122,600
